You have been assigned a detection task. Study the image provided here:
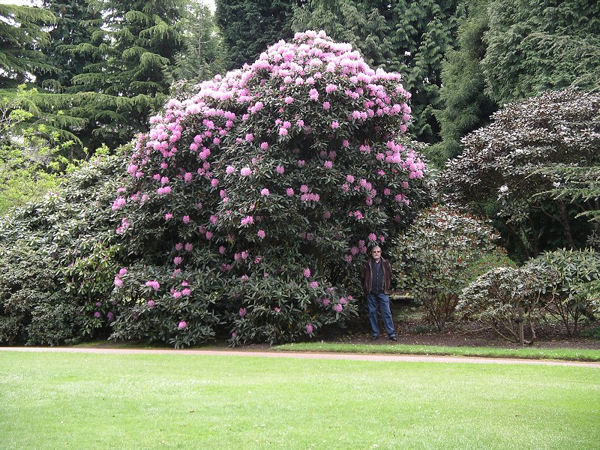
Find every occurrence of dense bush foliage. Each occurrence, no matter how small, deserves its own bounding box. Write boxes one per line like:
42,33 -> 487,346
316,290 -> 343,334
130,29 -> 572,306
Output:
458,266 -> 557,345
440,88 -> 600,259
0,154 -> 125,345
393,205 -> 508,331
0,32 -> 430,347
525,249 -> 600,336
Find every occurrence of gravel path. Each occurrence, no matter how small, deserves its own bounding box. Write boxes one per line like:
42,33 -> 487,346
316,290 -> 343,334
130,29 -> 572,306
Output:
1,346 -> 599,368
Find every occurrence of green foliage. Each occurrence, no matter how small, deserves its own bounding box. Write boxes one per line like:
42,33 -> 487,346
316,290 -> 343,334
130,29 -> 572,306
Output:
68,0 -> 186,150
215,0 -> 299,70
525,249 -> 600,336
482,0 -> 600,104
292,0 -> 465,144
172,2 -> 228,87
429,0 -> 497,164
0,85 -> 84,214
0,153 -> 126,345
458,266 -> 557,345
440,88 -> 600,259
0,5 -> 56,87
393,205 -> 505,331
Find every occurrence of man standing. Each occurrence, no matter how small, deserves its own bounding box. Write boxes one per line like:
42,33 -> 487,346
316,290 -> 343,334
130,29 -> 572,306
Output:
363,245 -> 397,341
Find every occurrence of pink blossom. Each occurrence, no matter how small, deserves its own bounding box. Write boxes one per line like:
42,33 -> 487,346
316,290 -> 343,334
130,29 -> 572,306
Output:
240,167 -> 252,176
279,127 -> 288,136
182,215 -> 190,224
297,160 -> 306,167
147,300 -> 155,308
274,307 -> 281,313
245,133 -> 254,142
345,255 -> 353,263
185,243 -> 193,252
226,165 -> 235,174
182,288 -> 191,296
346,174 -> 355,183
205,231 -> 213,239
324,160 -> 333,169
284,96 -> 294,104
114,277 -> 123,287
276,165 -> 285,174
145,280 -> 160,291
310,281 -> 319,288
300,184 -> 309,193
260,142 -> 269,150
219,246 -> 226,255
172,291 -> 182,299
257,229 -> 266,239
305,323 -> 314,334
118,268 -> 128,277
322,101 -> 330,110
112,197 -> 126,211
239,308 -> 247,317
323,211 -> 331,219
241,216 -> 254,226
178,321 -> 187,330
286,188 -> 294,196
211,178 -> 219,187
331,121 -> 339,129
174,256 -> 183,265
333,304 -> 343,312
303,268 -> 311,278
165,213 -> 173,221
260,188 -> 270,196
368,233 -> 377,241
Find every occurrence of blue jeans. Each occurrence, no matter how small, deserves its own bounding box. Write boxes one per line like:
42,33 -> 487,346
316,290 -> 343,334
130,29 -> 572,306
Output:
367,293 -> 395,337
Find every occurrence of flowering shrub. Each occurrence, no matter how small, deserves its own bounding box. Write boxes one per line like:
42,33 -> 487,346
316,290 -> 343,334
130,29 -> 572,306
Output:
112,31 -> 430,345
457,266 -> 558,345
393,206 -> 506,331
524,249 -> 600,336
0,32 -> 429,347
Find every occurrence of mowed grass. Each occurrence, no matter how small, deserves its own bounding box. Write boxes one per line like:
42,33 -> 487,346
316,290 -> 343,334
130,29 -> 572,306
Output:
1,351 -> 599,449
276,342 -> 600,361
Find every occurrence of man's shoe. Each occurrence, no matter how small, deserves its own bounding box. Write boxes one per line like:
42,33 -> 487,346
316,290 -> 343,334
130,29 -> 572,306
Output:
389,335 -> 397,342
371,335 -> 379,341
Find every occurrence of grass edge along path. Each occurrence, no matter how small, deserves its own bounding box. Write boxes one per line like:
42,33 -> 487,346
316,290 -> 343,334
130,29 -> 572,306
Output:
275,342 -> 600,362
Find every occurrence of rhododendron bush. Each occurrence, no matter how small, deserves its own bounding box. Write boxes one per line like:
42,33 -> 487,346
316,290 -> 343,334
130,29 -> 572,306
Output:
110,31 -> 429,346
0,32 -> 429,348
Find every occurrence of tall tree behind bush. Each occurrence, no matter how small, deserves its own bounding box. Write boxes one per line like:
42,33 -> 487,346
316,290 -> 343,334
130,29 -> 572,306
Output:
482,0 -> 600,104
70,0 -> 185,150
216,0 -> 300,70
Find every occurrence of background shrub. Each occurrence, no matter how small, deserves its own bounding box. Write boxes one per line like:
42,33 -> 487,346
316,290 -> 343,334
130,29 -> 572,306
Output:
393,205 -> 505,331
525,249 -> 600,336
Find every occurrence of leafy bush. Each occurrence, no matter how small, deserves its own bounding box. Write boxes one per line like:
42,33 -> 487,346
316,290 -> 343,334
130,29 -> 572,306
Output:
0,32 -> 431,347
0,153 -> 125,345
458,266 -> 557,345
525,249 -> 600,336
393,205 -> 506,331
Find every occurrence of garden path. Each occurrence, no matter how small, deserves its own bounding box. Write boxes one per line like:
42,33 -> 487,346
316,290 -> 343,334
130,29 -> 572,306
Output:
1,347 -> 599,368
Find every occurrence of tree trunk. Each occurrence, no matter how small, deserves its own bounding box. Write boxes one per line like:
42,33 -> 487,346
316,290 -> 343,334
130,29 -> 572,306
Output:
557,200 -> 576,249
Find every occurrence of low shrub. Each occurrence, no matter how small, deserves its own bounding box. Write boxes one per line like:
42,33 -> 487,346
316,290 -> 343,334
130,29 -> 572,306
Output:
525,249 -> 600,336
393,205 -> 507,331
458,266 -> 557,345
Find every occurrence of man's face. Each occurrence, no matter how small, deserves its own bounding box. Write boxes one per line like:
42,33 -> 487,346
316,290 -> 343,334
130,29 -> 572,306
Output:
371,248 -> 381,261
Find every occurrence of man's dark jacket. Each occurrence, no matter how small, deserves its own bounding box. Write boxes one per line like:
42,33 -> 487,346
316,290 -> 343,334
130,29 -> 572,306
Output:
362,258 -> 392,294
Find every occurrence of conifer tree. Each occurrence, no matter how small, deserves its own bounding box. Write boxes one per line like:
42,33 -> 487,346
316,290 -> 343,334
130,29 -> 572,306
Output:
0,4 -> 56,88
173,2 -> 227,87
71,0 -> 185,149
482,0 -> 600,104
216,0 -> 300,70
428,0 -> 497,164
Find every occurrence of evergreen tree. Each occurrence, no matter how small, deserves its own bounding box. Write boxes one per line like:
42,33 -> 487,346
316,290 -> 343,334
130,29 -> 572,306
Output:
216,0 -> 300,70
292,0 -> 464,144
0,4 -> 56,88
428,0 -> 497,164
482,0 -> 600,104
70,0 -> 185,149
291,0 -> 394,69
33,0 -> 102,93
173,2 -> 228,87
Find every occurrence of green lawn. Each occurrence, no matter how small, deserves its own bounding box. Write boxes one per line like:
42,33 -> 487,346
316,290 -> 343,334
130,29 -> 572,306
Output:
1,351 -> 599,449
276,342 -> 600,361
